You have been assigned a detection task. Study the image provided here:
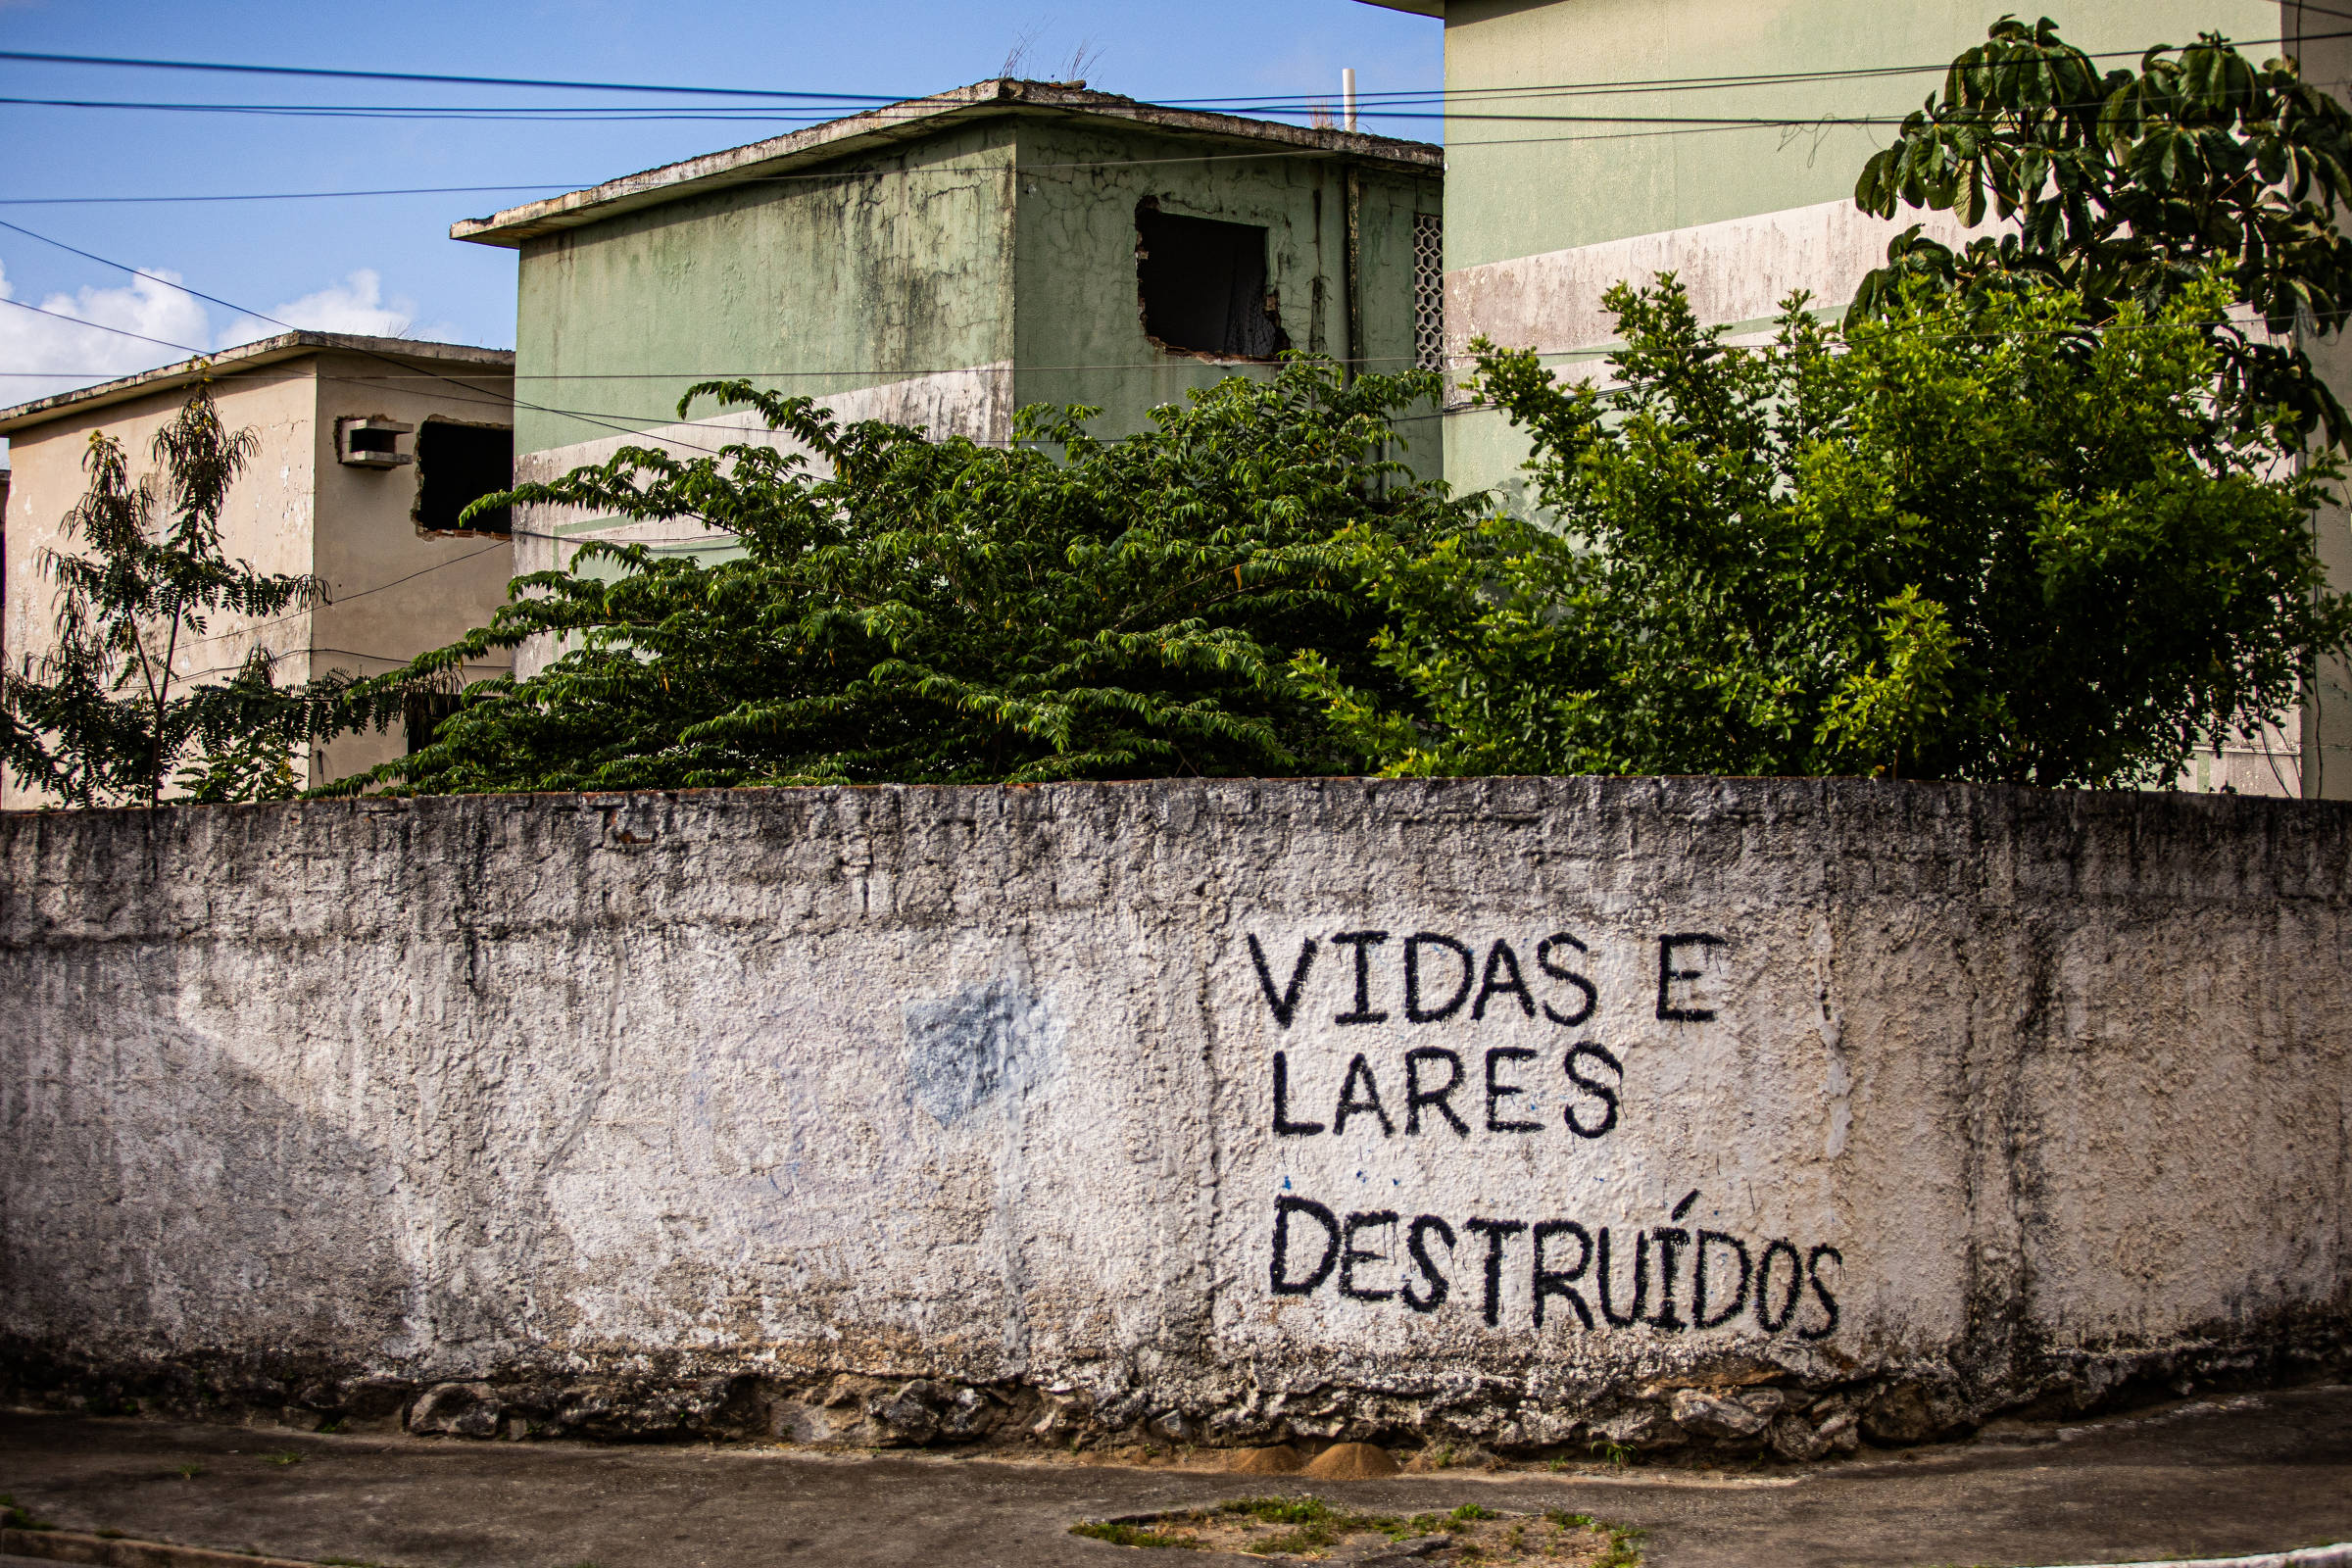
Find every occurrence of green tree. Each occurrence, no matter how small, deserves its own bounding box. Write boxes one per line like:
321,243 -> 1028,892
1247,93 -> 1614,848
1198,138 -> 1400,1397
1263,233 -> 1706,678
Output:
1850,16 -> 2352,444
2,381 -> 346,807
330,360 -> 1465,794
1305,273 -> 2352,787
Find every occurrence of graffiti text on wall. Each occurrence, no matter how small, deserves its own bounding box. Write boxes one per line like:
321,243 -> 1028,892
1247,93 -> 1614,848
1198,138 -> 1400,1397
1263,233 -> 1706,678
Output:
1248,926 -> 1840,1339
1250,929 -> 1724,1144
1266,1192 -> 1840,1339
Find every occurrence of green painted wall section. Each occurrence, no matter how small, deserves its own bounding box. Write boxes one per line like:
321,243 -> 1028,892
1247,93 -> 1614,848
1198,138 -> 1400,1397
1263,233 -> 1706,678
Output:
1008,119 -> 1442,476
2293,14 -> 2352,797
1441,0 -> 2284,272
1435,0 -> 2290,503
511,123 -> 1019,462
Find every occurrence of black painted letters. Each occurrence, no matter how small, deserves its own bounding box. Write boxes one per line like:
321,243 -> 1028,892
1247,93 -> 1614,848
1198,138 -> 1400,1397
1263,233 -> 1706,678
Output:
1403,934 -> 1475,1023
1331,930 -> 1391,1025
1484,1047 -> 1542,1133
1656,933 -> 1727,1022
1403,1048 -> 1469,1136
1249,934 -> 1317,1028
1563,1043 -> 1622,1139
1271,1197 -> 1339,1295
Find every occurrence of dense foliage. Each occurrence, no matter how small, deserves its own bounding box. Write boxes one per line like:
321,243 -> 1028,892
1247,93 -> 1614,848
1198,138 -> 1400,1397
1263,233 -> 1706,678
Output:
1,384 -> 344,807
1301,274 -> 2352,787
332,362 -> 1466,793
1851,17 -> 2352,444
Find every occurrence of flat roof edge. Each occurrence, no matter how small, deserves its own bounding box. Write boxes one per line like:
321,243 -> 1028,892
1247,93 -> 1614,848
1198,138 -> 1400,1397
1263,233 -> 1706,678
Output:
451,78 -> 1443,248
0,333 -> 514,433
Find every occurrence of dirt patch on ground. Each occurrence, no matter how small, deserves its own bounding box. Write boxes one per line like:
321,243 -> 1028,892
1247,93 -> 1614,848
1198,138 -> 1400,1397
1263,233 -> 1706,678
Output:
1069,1496 -> 1641,1564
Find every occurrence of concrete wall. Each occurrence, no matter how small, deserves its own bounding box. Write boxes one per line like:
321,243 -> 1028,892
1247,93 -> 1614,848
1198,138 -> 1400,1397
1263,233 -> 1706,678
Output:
1009,119 -> 1443,479
0,352 -> 516,803
510,121 -> 1022,475
2,777 -> 2344,1456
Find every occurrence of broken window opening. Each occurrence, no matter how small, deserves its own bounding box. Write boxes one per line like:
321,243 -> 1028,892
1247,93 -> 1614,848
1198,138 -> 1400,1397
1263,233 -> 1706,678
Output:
403,690 -> 464,755
413,419 -> 514,535
1136,201 -> 1289,360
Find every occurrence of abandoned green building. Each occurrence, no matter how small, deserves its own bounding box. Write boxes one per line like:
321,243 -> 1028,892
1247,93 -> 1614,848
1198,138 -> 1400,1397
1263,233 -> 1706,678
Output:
454,77 -> 1445,627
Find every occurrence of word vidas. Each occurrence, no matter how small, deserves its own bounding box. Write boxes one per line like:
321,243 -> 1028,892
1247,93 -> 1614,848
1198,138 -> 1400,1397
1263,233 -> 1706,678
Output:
1246,930 -> 1731,1030
1267,1191 -> 1843,1340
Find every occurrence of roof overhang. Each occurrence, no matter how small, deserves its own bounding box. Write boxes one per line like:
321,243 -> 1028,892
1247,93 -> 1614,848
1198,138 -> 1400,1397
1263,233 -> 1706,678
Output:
451,77 -> 1445,248
0,332 -> 514,435
1353,0 -> 1445,14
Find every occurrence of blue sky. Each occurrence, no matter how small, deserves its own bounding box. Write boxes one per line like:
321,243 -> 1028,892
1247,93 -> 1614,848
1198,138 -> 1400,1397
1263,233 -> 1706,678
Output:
0,0 -> 1443,413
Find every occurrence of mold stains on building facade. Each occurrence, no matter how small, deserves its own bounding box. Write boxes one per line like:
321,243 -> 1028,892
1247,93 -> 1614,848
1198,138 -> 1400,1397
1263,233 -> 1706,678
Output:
451,79 -> 1445,611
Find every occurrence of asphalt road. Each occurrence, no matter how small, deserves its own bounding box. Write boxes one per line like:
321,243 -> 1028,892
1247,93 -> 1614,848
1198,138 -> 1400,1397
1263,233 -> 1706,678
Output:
0,1383 -> 2347,1567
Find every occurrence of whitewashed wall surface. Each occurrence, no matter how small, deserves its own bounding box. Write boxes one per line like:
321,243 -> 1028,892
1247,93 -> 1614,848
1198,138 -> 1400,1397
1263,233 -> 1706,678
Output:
2,778 -> 2346,1459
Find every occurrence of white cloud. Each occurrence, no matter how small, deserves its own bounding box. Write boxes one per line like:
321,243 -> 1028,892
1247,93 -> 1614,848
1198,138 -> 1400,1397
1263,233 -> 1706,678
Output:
0,256 -> 212,408
1,260 -> 466,462
218,269 -> 425,349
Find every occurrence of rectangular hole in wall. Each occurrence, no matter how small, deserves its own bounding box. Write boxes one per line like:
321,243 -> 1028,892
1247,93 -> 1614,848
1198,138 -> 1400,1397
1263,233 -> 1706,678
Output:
413,419 -> 514,535
1136,201 -> 1289,360
403,690 -> 464,755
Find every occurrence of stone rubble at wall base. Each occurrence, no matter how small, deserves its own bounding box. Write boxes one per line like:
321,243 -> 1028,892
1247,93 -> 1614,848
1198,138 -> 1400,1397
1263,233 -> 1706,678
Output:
3,1313 -> 2342,1460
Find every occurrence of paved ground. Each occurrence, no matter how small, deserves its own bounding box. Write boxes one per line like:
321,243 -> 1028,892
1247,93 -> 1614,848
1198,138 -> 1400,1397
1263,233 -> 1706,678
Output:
1,1384 -> 2348,1568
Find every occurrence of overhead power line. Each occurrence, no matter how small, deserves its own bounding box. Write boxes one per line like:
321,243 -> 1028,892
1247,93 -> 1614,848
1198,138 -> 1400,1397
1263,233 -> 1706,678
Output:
2,31 -> 2340,112
0,48 -> 901,103
0,90 -> 1899,127
0,291 -> 211,356
0,183 -> 582,206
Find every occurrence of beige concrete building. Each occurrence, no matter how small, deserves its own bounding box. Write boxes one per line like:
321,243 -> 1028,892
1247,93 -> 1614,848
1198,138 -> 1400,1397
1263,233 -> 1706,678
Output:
0,332 -> 515,804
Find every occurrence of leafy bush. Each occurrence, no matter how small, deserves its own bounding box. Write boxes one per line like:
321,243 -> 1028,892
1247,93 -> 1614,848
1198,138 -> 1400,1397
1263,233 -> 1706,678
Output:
335,361 -> 1464,793
1304,273 -> 2352,787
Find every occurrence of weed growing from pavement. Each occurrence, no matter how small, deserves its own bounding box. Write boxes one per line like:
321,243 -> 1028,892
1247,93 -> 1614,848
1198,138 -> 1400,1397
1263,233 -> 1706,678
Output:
0,1494 -> 54,1530
261,1450 -> 303,1467
1069,1522 -> 1200,1549
1070,1495 -> 1635,1563
1549,1509 -> 1644,1568
175,1464 -> 204,1480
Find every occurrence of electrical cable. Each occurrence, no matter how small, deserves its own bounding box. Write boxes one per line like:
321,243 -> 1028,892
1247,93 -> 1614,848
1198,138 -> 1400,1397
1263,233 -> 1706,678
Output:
0,48 -> 901,103
4,30 -> 2341,112
0,291 -> 211,356
0,89 -> 1908,125
0,184 -> 581,206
